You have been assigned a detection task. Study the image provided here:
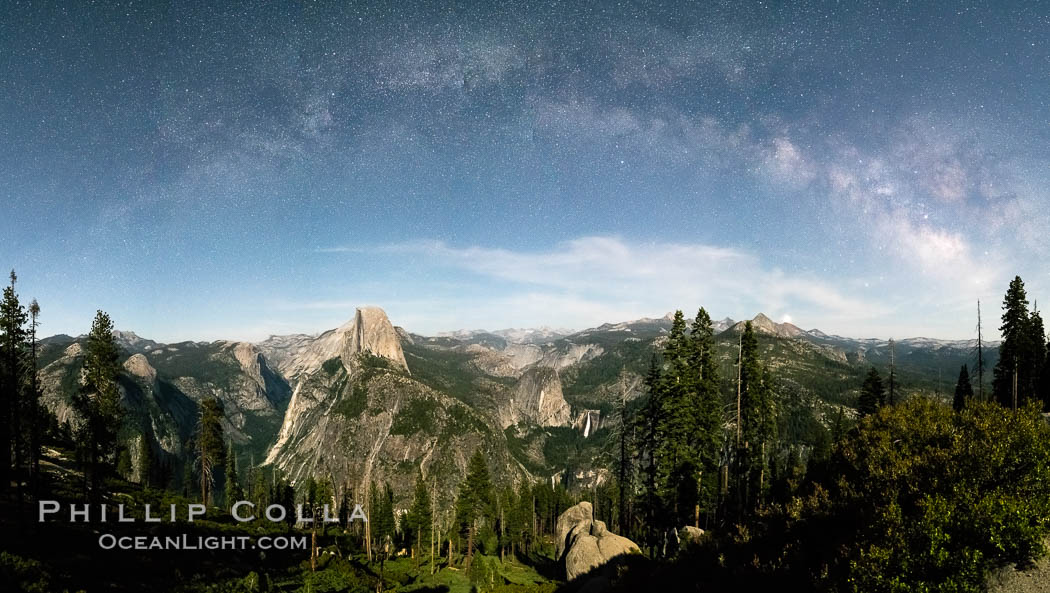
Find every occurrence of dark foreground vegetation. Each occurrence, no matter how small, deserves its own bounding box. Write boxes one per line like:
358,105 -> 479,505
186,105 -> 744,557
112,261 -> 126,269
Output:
613,398 -> 1050,593
0,452 -> 560,593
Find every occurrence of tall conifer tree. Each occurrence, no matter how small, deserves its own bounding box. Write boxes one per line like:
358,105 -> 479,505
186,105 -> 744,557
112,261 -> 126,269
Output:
27,298 -> 42,488
455,449 -> 494,566
639,354 -> 662,544
737,321 -> 774,512
614,367 -> 637,535
1026,307 -> 1047,407
887,338 -> 898,405
73,310 -> 124,501
859,367 -> 885,418
994,277 -> 1031,407
226,439 -> 242,503
406,472 -> 433,563
656,310 -> 692,522
953,365 -> 974,412
195,397 -> 225,505
687,307 -> 721,527
0,270 -> 27,492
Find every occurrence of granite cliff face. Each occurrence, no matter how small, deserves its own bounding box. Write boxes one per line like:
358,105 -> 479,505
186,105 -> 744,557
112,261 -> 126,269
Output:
271,306 -> 408,384
342,307 -> 409,370
264,307 -> 522,504
38,337 -> 291,461
499,366 -> 572,429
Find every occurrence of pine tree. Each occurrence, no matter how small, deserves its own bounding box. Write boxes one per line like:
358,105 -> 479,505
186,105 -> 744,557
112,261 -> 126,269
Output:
615,368 -> 631,534
316,477 -> 334,535
738,321 -> 775,513
639,354 -> 663,546
250,462 -> 269,510
367,480 -> 379,561
953,365 -> 974,412
381,482 -> 396,538
337,482 -> 351,528
26,298 -> 42,490
994,277 -> 1031,408
1026,307 -> 1047,407
688,307 -> 722,528
455,449 -> 494,566
0,270 -> 27,493
138,432 -> 154,487
226,439 -> 243,503
887,338 -> 898,406
73,310 -> 124,501
858,367 -> 885,418
194,397 -> 225,505
976,301 -> 986,401
520,481 -> 536,555
116,446 -> 132,478
1040,346 -> 1050,408
655,310 -> 693,524
406,472 -> 433,565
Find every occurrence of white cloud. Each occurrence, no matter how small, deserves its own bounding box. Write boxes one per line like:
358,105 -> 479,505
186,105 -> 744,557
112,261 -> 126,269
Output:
313,236 -> 891,336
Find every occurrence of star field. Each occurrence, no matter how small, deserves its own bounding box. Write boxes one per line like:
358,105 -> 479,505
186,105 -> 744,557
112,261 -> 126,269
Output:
1,1 -> 1047,341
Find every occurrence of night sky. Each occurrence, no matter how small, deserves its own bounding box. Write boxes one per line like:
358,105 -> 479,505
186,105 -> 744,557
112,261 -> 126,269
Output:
1,1 -> 1047,341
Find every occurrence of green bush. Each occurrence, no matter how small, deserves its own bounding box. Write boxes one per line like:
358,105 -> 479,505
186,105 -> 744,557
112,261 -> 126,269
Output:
0,552 -> 55,593
468,554 -> 501,592
297,558 -> 370,593
767,397 -> 1050,592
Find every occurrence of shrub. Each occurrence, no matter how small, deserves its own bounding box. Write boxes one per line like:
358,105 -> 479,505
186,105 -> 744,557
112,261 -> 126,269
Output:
467,554 -> 500,592
771,397 -> 1050,592
0,552 -> 54,593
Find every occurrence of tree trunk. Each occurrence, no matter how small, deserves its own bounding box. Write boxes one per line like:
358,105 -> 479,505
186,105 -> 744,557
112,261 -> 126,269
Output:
365,510 -> 372,563
1014,356 -> 1019,410
759,442 -> 766,508
736,332 -> 743,444
466,523 -> 474,568
311,518 -> 317,572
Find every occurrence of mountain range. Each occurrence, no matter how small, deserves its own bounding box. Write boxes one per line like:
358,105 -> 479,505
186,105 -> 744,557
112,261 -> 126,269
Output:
36,307 -> 998,505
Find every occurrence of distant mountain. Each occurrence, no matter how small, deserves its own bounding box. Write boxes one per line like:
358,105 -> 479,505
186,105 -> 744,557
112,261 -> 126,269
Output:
723,313 -> 806,339
492,326 -> 574,344
112,330 -> 163,353
437,326 -> 573,345
713,317 -> 736,332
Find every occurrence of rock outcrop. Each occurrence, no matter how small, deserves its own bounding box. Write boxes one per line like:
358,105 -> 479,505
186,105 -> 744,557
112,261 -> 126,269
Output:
499,366 -> 571,429
123,353 -> 157,383
679,526 -> 705,547
556,501 -> 640,581
277,306 -> 408,383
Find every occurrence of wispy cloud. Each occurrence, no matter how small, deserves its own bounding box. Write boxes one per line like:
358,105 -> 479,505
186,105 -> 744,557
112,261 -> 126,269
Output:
315,236 -> 892,336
